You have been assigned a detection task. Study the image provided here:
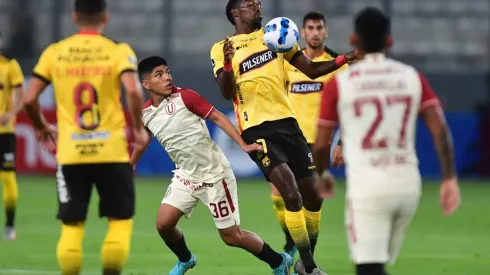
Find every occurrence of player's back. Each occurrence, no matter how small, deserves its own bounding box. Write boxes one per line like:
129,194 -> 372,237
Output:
0,56 -> 23,134
33,31 -> 137,165
335,53 -> 430,197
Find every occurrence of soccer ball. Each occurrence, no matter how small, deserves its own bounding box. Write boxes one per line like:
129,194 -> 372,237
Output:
263,17 -> 300,53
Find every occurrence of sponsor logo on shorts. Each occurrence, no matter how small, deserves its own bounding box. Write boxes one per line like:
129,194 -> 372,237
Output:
164,187 -> 171,198
262,156 -> 270,167
3,153 -> 14,162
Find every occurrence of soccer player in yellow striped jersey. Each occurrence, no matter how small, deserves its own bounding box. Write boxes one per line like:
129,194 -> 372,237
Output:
0,38 -> 25,240
210,1 -> 357,274
24,1 -> 148,274
270,12 -> 349,268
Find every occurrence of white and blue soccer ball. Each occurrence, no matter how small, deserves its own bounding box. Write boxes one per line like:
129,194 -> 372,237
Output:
263,17 -> 300,53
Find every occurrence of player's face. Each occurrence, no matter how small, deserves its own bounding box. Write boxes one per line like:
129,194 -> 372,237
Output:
302,20 -> 327,49
143,65 -> 173,96
237,0 -> 262,29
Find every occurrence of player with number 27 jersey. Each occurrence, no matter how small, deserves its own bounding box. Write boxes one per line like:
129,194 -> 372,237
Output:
32,32 -> 137,165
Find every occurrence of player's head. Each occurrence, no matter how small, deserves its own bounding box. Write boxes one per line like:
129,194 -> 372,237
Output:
72,0 -> 109,27
350,7 -> 392,53
138,56 -> 173,97
226,0 -> 262,29
301,11 -> 328,49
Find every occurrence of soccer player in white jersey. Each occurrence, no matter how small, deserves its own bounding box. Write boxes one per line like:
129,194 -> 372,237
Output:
130,56 -> 294,275
312,7 -> 461,275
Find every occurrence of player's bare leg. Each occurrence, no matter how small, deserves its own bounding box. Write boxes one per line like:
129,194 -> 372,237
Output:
218,224 -> 293,274
270,183 -> 296,257
268,163 -> 325,275
156,203 -> 196,275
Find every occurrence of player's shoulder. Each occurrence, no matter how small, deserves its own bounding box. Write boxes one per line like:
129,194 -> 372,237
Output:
175,86 -> 201,98
143,99 -> 153,109
211,38 -> 227,52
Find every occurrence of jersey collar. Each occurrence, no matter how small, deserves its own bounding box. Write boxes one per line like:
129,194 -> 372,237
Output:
364,53 -> 386,61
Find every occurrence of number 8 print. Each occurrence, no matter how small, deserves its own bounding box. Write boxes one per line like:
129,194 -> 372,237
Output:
74,82 -> 101,130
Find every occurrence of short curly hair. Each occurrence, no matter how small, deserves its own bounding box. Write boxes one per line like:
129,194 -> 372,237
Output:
226,0 -> 242,25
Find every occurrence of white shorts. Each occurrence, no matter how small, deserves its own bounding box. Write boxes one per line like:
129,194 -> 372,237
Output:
345,194 -> 420,265
161,169 -> 240,229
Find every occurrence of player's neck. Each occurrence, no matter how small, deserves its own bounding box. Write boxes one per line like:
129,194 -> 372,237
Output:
234,25 -> 260,35
358,50 -> 386,60
304,46 -> 325,60
77,26 -> 103,35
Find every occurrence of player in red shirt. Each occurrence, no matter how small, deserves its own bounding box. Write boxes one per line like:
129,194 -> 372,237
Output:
313,7 -> 461,275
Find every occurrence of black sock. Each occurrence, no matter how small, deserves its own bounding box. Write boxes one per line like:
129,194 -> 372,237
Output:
102,269 -> 120,275
298,248 -> 317,273
284,230 -> 295,252
356,263 -> 386,275
254,243 -> 284,269
6,209 -> 14,227
310,237 -> 318,254
165,234 -> 192,263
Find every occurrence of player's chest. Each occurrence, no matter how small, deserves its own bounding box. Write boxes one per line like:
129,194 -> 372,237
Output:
232,38 -> 279,75
143,102 -> 202,138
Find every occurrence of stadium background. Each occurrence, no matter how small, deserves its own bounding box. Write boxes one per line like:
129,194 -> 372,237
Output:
5,0 -> 490,178
1,1 -> 489,274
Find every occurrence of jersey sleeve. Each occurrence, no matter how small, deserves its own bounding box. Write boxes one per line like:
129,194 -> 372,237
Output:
32,44 -> 55,83
181,89 -> 216,119
116,43 -> 138,75
418,72 -> 440,112
8,59 -> 24,87
318,77 -> 339,127
210,42 -> 225,78
284,44 -> 303,64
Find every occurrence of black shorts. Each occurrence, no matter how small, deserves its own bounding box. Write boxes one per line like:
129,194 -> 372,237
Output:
241,118 -> 315,181
0,133 -> 16,171
56,163 -> 135,221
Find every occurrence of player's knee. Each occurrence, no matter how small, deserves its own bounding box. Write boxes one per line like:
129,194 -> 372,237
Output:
101,219 -> 133,271
282,190 -> 303,211
156,216 -> 178,235
219,226 -> 244,247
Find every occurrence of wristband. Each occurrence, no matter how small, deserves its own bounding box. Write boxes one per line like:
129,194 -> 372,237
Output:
224,61 -> 233,72
335,55 -> 347,67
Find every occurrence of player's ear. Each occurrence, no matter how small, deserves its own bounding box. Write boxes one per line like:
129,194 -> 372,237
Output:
102,11 -> 109,25
324,27 -> 329,39
141,79 -> 150,90
71,12 -> 79,25
349,33 -> 357,48
300,28 -> 305,39
386,36 -> 393,49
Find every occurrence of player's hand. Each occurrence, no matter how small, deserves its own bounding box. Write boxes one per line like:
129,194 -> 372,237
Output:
315,172 -> 336,199
440,178 -> 461,216
132,126 -> 150,152
0,112 -> 14,126
331,145 -> 344,168
241,143 -> 263,153
344,50 -> 359,63
36,123 -> 57,155
223,37 -> 235,63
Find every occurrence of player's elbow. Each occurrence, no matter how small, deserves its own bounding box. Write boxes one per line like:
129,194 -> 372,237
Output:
23,92 -> 37,107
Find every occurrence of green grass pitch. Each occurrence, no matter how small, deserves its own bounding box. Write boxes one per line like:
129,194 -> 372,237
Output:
0,177 -> 489,275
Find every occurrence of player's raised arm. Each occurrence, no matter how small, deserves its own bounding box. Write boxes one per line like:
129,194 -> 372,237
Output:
0,59 -> 25,125
288,48 -> 357,79
211,38 -> 237,100
418,73 -> 460,215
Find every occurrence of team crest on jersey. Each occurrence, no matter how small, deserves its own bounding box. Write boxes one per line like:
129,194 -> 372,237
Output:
291,81 -> 323,93
239,49 -> 277,74
164,102 -> 176,115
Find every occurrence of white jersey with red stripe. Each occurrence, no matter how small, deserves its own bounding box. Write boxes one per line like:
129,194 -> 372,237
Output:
142,86 -> 231,184
319,53 -> 440,198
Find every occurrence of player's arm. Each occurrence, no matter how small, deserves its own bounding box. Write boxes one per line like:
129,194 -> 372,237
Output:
129,127 -> 152,168
25,46 -> 53,130
418,74 -> 456,180
117,44 -> 145,130
208,110 -> 251,150
287,46 -> 356,79
212,39 -> 237,100
1,59 -> 25,124
313,77 -> 339,176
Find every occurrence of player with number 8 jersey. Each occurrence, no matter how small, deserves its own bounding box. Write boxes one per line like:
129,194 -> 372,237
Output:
24,1 -> 148,274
